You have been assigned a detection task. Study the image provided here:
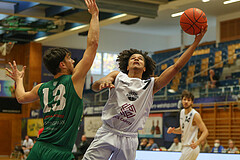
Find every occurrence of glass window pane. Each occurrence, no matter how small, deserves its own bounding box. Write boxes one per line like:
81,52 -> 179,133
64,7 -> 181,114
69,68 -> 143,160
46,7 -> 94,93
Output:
91,52 -> 102,74
103,53 -> 118,75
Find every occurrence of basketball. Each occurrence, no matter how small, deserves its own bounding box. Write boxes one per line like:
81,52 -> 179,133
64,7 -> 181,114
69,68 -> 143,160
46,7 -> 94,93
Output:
180,8 -> 207,35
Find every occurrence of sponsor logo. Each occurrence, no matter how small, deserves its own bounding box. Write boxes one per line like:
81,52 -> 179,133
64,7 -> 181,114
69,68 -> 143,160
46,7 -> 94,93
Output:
120,103 -> 136,118
113,115 -> 132,125
126,91 -> 138,101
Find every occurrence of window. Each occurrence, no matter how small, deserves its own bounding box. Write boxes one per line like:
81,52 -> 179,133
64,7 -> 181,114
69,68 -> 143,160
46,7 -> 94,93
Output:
91,52 -> 102,74
103,53 -> 118,75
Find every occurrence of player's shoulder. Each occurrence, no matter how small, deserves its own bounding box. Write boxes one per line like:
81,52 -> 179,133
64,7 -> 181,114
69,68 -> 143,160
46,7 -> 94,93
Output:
180,109 -> 185,114
192,108 -> 199,115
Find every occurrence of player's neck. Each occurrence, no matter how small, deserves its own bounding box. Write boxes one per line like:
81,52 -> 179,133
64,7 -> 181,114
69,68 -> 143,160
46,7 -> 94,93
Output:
128,69 -> 143,79
184,107 -> 192,114
54,71 -> 70,79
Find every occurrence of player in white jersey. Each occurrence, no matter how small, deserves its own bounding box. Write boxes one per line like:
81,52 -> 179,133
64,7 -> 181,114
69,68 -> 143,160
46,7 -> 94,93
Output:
83,27 -> 207,160
167,90 -> 209,160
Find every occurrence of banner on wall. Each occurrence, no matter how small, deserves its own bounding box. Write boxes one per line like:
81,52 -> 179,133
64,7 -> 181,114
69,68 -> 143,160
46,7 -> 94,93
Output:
0,80 -> 15,97
138,113 -> 163,138
0,68 -> 15,97
0,97 -> 21,113
84,116 -> 102,138
27,118 -> 44,137
151,100 -> 179,111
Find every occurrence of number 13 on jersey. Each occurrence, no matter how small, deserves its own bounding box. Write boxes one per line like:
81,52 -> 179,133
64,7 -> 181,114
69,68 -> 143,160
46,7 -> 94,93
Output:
43,84 -> 66,113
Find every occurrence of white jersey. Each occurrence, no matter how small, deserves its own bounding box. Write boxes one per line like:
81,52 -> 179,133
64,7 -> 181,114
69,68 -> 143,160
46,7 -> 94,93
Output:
180,108 -> 199,146
102,71 -> 154,133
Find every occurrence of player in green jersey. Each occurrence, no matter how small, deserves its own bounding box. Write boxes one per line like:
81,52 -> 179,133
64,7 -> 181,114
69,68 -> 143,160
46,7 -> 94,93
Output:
5,0 -> 99,159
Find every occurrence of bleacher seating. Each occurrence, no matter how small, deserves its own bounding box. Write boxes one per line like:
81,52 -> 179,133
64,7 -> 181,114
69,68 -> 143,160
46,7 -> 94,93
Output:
153,39 -> 240,99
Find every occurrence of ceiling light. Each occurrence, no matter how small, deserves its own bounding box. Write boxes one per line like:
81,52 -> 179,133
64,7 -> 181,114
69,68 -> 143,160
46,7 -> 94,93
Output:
34,36 -> 48,42
224,0 -> 240,4
168,89 -> 176,93
69,25 -> 87,31
202,0 -> 210,2
171,11 -> 184,18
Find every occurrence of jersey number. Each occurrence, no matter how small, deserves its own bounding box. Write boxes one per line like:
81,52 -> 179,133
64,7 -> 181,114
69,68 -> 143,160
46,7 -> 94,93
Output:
43,84 -> 66,113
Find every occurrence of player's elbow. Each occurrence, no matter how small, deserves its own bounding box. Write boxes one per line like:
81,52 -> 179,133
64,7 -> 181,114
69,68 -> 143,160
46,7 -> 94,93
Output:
88,38 -> 99,50
205,129 -> 209,137
17,97 -> 26,104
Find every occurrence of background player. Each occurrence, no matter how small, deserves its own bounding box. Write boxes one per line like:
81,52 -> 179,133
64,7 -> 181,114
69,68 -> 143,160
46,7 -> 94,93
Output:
167,90 -> 209,160
5,0 -> 99,159
83,26 -> 207,160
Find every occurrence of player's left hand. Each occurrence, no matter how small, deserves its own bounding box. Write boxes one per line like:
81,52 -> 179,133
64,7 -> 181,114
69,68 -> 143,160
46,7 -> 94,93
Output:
85,0 -> 99,15
99,81 -> 115,91
190,140 -> 199,149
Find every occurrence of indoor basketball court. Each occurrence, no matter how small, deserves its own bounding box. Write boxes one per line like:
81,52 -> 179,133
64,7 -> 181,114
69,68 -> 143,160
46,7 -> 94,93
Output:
0,0 -> 240,160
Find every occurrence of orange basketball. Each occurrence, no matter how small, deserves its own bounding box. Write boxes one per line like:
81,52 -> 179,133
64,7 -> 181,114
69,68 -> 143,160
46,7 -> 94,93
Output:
180,8 -> 207,35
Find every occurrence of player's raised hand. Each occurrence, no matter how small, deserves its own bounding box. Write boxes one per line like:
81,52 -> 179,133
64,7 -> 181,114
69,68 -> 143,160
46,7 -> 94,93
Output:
194,25 -> 208,43
99,81 -> 115,91
85,0 -> 99,15
167,127 -> 175,134
5,61 -> 26,81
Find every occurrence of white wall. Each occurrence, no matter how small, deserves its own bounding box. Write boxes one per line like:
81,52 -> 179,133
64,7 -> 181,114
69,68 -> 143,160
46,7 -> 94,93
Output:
98,28 -> 169,53
42,21 -> 217,53
42,33 -> 87,50
42,28 -> 170,53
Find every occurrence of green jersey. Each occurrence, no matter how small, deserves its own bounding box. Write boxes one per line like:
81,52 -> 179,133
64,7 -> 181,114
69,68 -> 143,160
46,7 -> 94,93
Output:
37,75 -> 83,151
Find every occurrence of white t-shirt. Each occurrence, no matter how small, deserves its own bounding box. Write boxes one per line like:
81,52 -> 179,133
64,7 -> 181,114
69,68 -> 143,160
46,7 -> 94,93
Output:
22,138 -> 34,148
168,142 -> 182,151
180,109 -> 199,146
102,72 -> 155,132
22,138 -> 34,154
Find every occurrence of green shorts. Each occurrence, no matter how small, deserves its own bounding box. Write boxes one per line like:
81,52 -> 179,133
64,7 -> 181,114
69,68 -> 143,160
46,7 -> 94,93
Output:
27,141 -> 74,160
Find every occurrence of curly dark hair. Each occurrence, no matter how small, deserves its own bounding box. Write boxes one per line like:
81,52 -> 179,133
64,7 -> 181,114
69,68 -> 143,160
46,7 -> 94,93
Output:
116,49 -> 156,80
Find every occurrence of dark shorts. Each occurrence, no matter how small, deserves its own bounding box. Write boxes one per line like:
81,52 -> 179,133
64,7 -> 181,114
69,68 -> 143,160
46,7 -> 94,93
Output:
27,141 -> 74,160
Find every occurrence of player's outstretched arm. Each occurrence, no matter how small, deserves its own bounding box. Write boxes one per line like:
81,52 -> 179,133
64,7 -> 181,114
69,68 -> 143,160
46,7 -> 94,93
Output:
190,113 -> 209,149
72,0 -> 99,97
167,127 -> 182,134
153,26 -> 208,94
5,61 -> 41,104
92,71 -> 119,92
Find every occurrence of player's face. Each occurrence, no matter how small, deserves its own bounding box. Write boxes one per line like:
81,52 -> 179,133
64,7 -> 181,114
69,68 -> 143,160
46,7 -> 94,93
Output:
128,54 -> 146,71
182,97 -> 193,109
174,138 -> 179,144
64,54 -> 75,74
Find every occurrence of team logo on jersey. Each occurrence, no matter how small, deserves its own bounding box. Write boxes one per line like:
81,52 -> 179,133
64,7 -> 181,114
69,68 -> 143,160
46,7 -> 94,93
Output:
143,79 -> 151,90
185,113 -> 192,123
53,81 -> 57,86
120,103 -> 136,118
126,91 -> 138,101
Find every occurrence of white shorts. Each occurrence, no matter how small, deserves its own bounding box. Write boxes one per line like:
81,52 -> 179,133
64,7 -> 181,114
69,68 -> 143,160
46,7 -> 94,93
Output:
82,124 -> 138,160
179,146 -> 200,160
